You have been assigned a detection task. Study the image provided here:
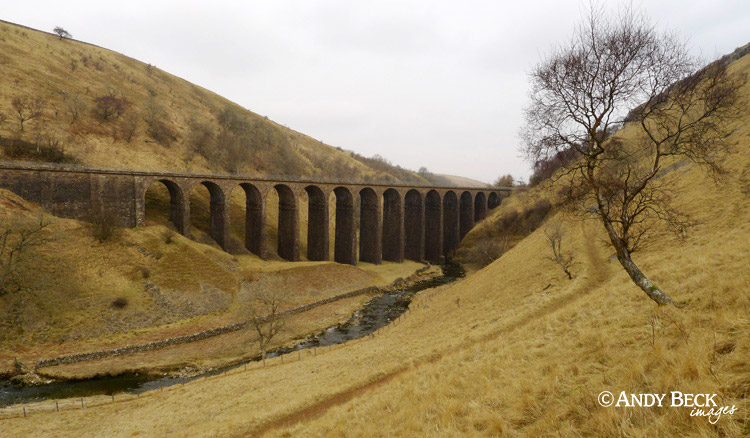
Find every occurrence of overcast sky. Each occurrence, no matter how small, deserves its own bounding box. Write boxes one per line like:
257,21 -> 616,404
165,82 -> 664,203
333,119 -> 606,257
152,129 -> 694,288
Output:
4,1 -> 750,183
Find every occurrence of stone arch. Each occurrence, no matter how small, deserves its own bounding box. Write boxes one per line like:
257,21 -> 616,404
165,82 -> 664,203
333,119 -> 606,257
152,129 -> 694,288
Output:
459,191 -> 474,240
333,187 -> 356,265
404,189 -> 424,262
424,190 -> 443,264
442,191 -> 459,260
382,188 -> 403,262
274,184 -> 299,261
240,183 -> 265,258
189,181 -> 228,249
488,192 -> 501,210
144,179 -> 188,236
474,192 -> 488,222
305,185 -> 329,261
359,188 -> 381,264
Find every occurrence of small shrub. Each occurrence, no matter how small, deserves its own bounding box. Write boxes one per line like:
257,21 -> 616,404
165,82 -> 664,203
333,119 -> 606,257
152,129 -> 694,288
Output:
90,209 -> 118,242
464,236 -> 511,268
144,99 -> 176,146
140,267 -> 151,279
120,112 -> 138,142
111,297 -> 129,309
92,89 -> 126,122
162,229 -> 174,244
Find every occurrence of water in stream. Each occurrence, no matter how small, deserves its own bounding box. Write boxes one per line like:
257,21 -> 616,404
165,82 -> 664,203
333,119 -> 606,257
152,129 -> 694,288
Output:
0,262 -> 464,407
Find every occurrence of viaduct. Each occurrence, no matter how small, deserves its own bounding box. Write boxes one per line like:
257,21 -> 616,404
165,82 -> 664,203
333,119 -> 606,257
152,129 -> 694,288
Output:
0,162 -> 510,265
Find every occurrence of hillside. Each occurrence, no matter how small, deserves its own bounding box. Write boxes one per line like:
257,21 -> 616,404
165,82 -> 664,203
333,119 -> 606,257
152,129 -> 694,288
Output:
2,44 -> 749,437
0,186 -> 431,378
0,20 -> 447,185
436,173 -> 490,188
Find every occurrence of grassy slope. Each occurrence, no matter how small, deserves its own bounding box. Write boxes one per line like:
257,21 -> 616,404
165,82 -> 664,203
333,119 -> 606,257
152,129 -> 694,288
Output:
0,187 -> 428,375
4,53 -> 750,437
0,21 -> 433,183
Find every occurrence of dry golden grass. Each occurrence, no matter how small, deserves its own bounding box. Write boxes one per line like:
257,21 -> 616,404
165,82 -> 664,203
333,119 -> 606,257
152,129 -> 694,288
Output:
3,55 -> 749,438
0,187 -> 427,378
0,20 -> 432,184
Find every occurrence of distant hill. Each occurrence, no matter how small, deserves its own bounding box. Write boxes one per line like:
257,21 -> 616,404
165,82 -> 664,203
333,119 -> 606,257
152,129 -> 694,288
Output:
436,173 -> 490,188
0,20 -> 451,185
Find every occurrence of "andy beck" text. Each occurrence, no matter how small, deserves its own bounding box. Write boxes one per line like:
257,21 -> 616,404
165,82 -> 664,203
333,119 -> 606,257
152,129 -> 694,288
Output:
608,391 -> 737,424
614,391 -> 716,408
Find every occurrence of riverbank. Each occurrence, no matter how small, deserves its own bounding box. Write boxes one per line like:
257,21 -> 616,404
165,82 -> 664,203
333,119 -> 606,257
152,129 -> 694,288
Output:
1,263 -> 442,387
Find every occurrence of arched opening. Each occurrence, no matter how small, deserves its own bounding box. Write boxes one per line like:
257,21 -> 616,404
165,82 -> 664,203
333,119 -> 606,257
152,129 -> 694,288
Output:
144,179 -> 188,236
359,188 -> 381,264
274,184 -> 299,261
424,190 -> 442,263
459,191 -> 474,240
189,181 -> 228,249
382,188 -> 403,262
241,183 -> 265,258
305,185 -> 329,261
488,192 -> 501,210
334,187 -> 356,265
442,191 -> 459,260
474,192 -> 488,222
404,189 -> 424,262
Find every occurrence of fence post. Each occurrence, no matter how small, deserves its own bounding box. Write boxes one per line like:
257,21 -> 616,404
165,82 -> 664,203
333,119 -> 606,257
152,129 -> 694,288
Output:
23,406 -> 26,417
56,401 -> 59,412
80,398 -> 84,408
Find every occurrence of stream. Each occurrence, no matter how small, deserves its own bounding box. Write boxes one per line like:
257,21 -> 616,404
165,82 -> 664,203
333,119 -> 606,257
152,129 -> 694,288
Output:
0,262 -> 464,407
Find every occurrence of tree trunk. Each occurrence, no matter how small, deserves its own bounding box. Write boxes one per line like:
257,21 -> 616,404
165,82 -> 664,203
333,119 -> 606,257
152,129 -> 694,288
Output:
616,254 -> 677,306
592,190 -> 679,306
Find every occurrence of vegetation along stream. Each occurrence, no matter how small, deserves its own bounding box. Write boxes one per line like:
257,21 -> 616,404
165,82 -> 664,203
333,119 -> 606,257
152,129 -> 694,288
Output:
0,262 -> 465,407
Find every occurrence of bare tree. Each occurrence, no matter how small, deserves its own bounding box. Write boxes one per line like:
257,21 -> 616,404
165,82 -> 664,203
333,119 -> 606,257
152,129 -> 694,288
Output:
11,95 -> 44,132
53,27 -> 71,40
544,222 -> 574,280
522,5 -> 744,305
1,217 -> 51,296
241,276 -> 290,361
63,93 -> 88,123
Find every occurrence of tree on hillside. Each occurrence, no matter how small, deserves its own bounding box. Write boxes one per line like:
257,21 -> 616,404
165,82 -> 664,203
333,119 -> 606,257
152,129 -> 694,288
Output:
494,174 -> 515,187
544,222 -> 574,280
240,276 -> 290,362
11,95 -> 44,132
53,26 -> 71,40
521,5 -> 743,306
93,89 -> 127,122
